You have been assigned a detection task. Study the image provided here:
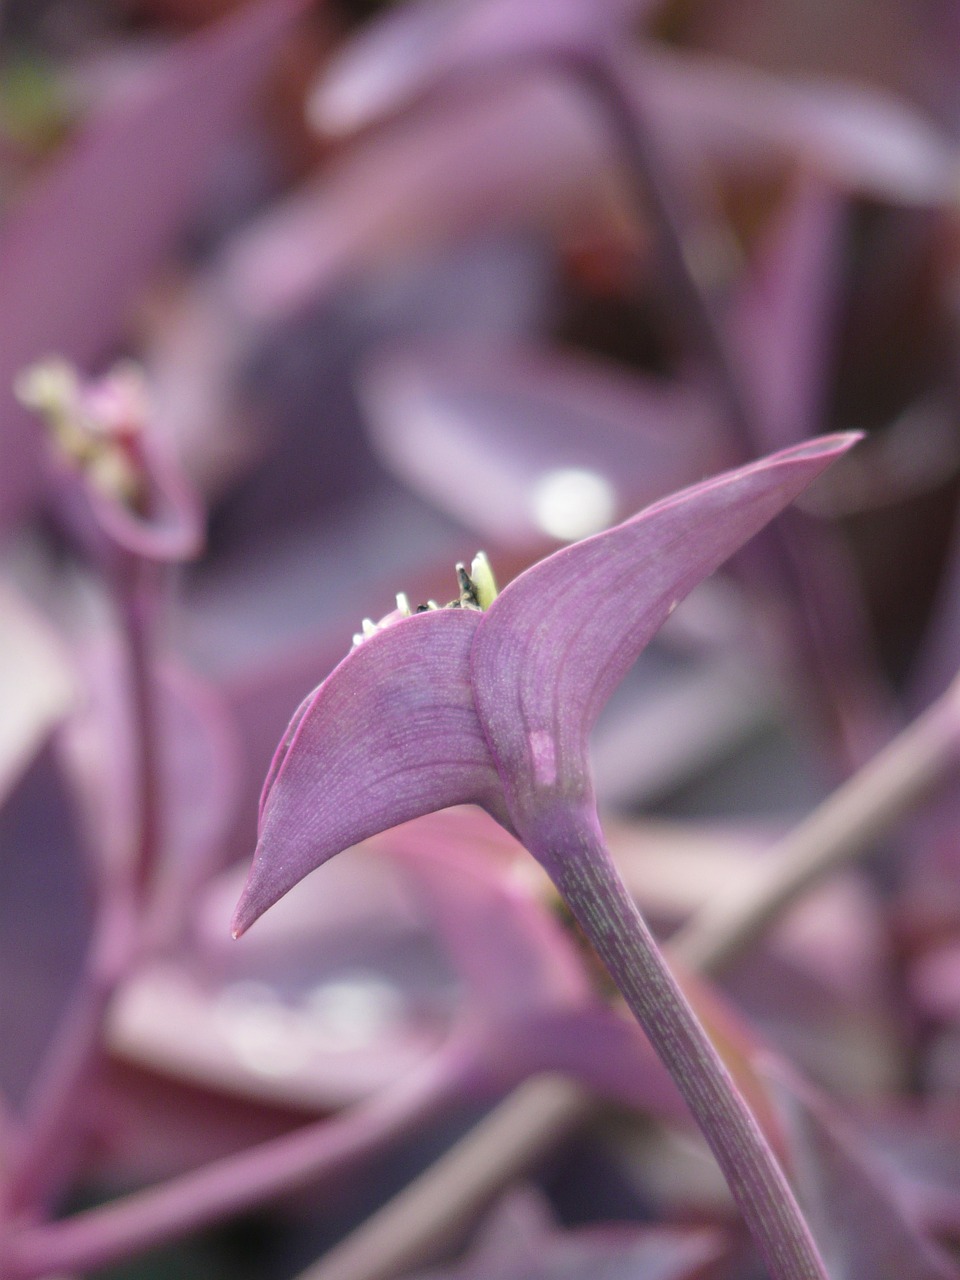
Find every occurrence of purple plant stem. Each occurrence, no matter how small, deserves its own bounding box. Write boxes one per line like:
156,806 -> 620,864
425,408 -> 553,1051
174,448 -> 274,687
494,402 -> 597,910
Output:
117,557 -> 164,904
5,890 -> 137,1215
279,680 -> 960,1280
529,803 -> 828,1280
6,559 -> 164,1216
6,1038 -> 475,1278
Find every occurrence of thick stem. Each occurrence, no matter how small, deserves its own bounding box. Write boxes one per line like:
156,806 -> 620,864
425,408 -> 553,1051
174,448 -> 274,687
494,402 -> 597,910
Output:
7,1040 -> 472,1278
532,804 -> 827,1280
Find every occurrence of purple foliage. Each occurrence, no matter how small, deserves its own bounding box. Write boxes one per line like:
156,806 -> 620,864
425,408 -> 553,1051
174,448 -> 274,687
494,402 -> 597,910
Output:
2,0 -> 960,1277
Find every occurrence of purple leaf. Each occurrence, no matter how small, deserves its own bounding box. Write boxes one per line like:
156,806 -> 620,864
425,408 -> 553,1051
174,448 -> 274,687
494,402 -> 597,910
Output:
146,662 -> 240,932
0,747 -> 94,1106
729,174 -> 847,450
865,1106 -> 960,1241
411,1186 -> 730,1280
764,1063 -> 960,1280
111,848 -> 449,1113
0,0 -> 306,531
233,441 -> 860,1280
360,342 -> 724,547
235,434 -> 859,934
219,77 -> 626,319
312,1 -> 959,213
376,813 -> 688,1117
310,0 -> 642,135
226,37 -> 959,324
638,47 -> 959,207
239,609 -> 507,930
56,621 -> 234,899
0,578 -> 76,809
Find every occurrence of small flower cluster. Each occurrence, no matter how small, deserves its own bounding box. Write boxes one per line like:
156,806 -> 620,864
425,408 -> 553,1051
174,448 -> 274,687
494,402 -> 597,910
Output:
352,551 -> 498,647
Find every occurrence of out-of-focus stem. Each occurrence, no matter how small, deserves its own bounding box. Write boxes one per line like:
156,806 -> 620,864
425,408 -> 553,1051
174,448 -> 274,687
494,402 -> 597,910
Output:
6,1041 -> 473,1278
294,1075 -> 592,1280
672,670 -> 960,975
553,48 -> 893,770
120,559 -> 164,903
5,892 -> 136,1214
5,559 -> 164,1219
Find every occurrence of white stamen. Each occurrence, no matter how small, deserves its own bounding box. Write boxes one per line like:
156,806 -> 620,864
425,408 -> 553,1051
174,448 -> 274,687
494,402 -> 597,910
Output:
469,551 -> 498,609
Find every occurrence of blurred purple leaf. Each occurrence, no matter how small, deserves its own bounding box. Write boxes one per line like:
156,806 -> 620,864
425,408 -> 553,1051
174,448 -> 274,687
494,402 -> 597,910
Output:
145,661 -> 241,935
865,1105 -> 960,1241
590,627 -> 777,808
380,810 -> 591,1018
801,398 -> 960,519
378,810 -> 686,1115
638,46 -> 960,206
910,940 -> 960,1023
309,0 -> 642,135
147,231 -> 552,518
0,576 -> 76,808
57,618 -> 237,898
765,1063 -> 960,1280
110,848 -> 449,1112
221,41 -> 959,355
0,746 -> 94,1106
0,0 -> 306,531
310,0 -> 959,214
723,876 -> 900,1097
220,77 -> 630,320
57,606 -> 139,877
411,1186 -> 730,1280
729,174 -> 846,450
360,342 -> 725,548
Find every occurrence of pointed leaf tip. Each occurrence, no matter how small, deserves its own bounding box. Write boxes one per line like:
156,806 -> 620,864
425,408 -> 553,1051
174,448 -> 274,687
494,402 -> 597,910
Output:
470,434 -> 860,828
233,608 -> 503,934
